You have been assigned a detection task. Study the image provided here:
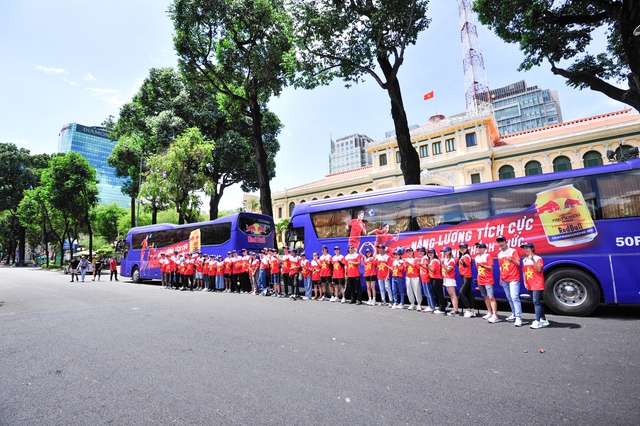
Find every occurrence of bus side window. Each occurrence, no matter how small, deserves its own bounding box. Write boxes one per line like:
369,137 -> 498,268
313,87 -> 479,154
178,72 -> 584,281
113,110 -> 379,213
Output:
597,170 -> 640,218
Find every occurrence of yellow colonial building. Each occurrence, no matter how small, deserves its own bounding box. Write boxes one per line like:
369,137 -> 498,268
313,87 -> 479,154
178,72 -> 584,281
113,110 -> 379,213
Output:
272,108 -> 640,221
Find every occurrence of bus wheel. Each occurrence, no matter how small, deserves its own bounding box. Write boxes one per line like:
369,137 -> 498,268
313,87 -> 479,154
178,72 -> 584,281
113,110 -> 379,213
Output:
544,268 -> 600,317
132,267 -> 141,284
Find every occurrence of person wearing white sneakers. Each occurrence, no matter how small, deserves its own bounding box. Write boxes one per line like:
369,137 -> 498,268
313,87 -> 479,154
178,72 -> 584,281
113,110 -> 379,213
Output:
318,246 -> 333,301
417,247 -> 436,313
426,248 -> 445,314
404,247 -> 422,311
475,242 -> 499,323
521,242 -> 550,329
360,243 -> 377,305
310,252 -> 322,300
441,246 -> 460,316
390,247 -> 406,309
375,244 -> 393,306
457,243 -> 476,318
497,235 -> 523,327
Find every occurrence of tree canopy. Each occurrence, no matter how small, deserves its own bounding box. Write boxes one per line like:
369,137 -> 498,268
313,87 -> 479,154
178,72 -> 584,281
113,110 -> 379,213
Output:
289,0 -> 431,185
170,0 -> 291,217
473,0 -> 640,111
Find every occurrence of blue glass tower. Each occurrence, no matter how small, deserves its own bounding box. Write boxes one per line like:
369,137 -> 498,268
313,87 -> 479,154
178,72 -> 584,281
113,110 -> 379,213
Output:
58,123 -> 129,208
491,80 -> 563,136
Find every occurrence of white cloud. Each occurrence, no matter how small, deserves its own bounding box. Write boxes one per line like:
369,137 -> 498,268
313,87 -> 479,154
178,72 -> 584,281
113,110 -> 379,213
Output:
35,65 -> 66,74
86,87 -> 124,105
83,73 -> 96,81
62,78 -> 80,87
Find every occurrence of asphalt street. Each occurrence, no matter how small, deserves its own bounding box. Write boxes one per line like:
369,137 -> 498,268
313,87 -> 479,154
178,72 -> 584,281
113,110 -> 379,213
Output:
1,267 -> 639,425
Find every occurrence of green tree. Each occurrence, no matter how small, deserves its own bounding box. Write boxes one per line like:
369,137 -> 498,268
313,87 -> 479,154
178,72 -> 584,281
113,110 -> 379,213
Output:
289,0 -> 430,185
143,128 -> 214,224
170,0 -> 292,217
93,203 -> 129,244
40,152 -> 100,259
473,0 -> 640,111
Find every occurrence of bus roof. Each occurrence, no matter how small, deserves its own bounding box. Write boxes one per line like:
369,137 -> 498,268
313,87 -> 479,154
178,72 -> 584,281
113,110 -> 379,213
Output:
290,157 -> 640,217
291,185 -> 453,216
125,212 -> 270,235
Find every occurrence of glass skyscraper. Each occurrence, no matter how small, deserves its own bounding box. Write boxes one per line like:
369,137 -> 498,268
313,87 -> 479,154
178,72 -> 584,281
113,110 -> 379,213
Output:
58,123 -> 129,208
329,134 -> 373,174
491,80 -> 563,136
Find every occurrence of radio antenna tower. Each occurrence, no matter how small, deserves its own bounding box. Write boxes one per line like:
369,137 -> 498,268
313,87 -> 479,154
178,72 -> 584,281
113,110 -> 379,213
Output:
457,0 -> 491,111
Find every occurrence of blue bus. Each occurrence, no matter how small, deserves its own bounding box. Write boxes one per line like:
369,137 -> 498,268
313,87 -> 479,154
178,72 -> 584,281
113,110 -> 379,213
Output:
286,158 -> 640,316
120,212 -> 274,283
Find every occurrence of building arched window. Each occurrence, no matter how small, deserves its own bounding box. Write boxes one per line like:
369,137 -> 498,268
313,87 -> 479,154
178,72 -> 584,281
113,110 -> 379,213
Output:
350,191 -> 358,195
288,202 -> 295,217
312,198 -> 318,201
525,160 -> 542,176
365,188 -> 373,192
336,193 -> 344,197
498,165 -> 515,180
323,195 -> 330,199
299,200 -> 306,204
553,155 -> 572,172
583,151 -> 603,168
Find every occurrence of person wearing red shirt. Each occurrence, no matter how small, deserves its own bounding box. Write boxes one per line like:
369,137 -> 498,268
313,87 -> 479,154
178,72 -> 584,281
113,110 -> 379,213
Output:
521,242 -> 550,329
194,252 -> 204,291
213,256 -> 222,291
318,245 -> 333,301
269,248 -> 282,297
280,246 -> 291,297
390,247 -> 406,309
375,244 -> 393,306
288,249 -> 302,300
311,252 -> 322,300
497,235 -> 523,327
369,222 -> 400,247
104,256 -> 116,282
249,252 -> 260,295
475,242 -> 498,323
441,246 -> 460,316
417,247 -> 435,312
346,210 -> 367,249
457,243 -> 476,318
344,244 -> 363,305
182,253 -> 195,291
159,252 -> 170,289
360,243 -> 376,305
300,252 -> 312,300
331,246 -> 346,303
426,248 -> 445,314
257,249 -> 270,295
169,251 -> 178,288
404,247 -> 422,311
231,250 -> 243,293
223,252 -> 233,293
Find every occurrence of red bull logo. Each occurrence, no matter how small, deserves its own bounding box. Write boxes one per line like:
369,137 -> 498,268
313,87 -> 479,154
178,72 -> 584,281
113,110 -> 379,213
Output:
563,198 -> 582,209
246,223 -> 267,235
534,200 -> 561,216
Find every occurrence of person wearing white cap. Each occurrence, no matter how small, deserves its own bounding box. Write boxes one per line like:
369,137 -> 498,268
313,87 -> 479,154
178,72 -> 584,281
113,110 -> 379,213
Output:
521,242 -> 550,329
496,235 -> 523,327
475,243 -> 498,323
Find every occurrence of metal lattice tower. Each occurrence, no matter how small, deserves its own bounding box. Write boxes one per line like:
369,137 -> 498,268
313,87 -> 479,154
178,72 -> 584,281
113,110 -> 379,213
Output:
457,0 -> 491,111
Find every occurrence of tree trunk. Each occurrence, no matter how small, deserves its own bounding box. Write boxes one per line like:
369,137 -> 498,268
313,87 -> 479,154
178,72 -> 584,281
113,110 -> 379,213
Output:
152,206 -> 158,225
249,101 -> 274,217
377,56 -> 421,185
209,185 -> 225,220
18,225 -> 26,263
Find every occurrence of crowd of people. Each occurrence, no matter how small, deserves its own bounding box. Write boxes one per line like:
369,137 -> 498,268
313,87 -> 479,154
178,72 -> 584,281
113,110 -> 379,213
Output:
149,235 -> 550,330
67,255 -> 119,283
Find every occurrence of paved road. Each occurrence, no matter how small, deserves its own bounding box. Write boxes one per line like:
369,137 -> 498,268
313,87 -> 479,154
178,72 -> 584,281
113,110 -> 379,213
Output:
1,267 -> 639,425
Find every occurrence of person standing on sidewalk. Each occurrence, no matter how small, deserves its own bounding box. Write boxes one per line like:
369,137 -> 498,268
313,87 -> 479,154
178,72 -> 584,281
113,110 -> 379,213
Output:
521,242 -> 550,329
457,243 -> 476,318
496,236 -> 523,327
474,243 -> 498,323
109,257 -> 118,282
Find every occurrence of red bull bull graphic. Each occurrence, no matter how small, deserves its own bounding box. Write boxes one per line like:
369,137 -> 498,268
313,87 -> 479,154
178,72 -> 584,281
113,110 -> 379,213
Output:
245,222 -> 268,235
534,185 -> 597,247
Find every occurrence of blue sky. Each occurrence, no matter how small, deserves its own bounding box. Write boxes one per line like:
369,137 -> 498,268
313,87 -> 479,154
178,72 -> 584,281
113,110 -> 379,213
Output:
0,0 -> 624,211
